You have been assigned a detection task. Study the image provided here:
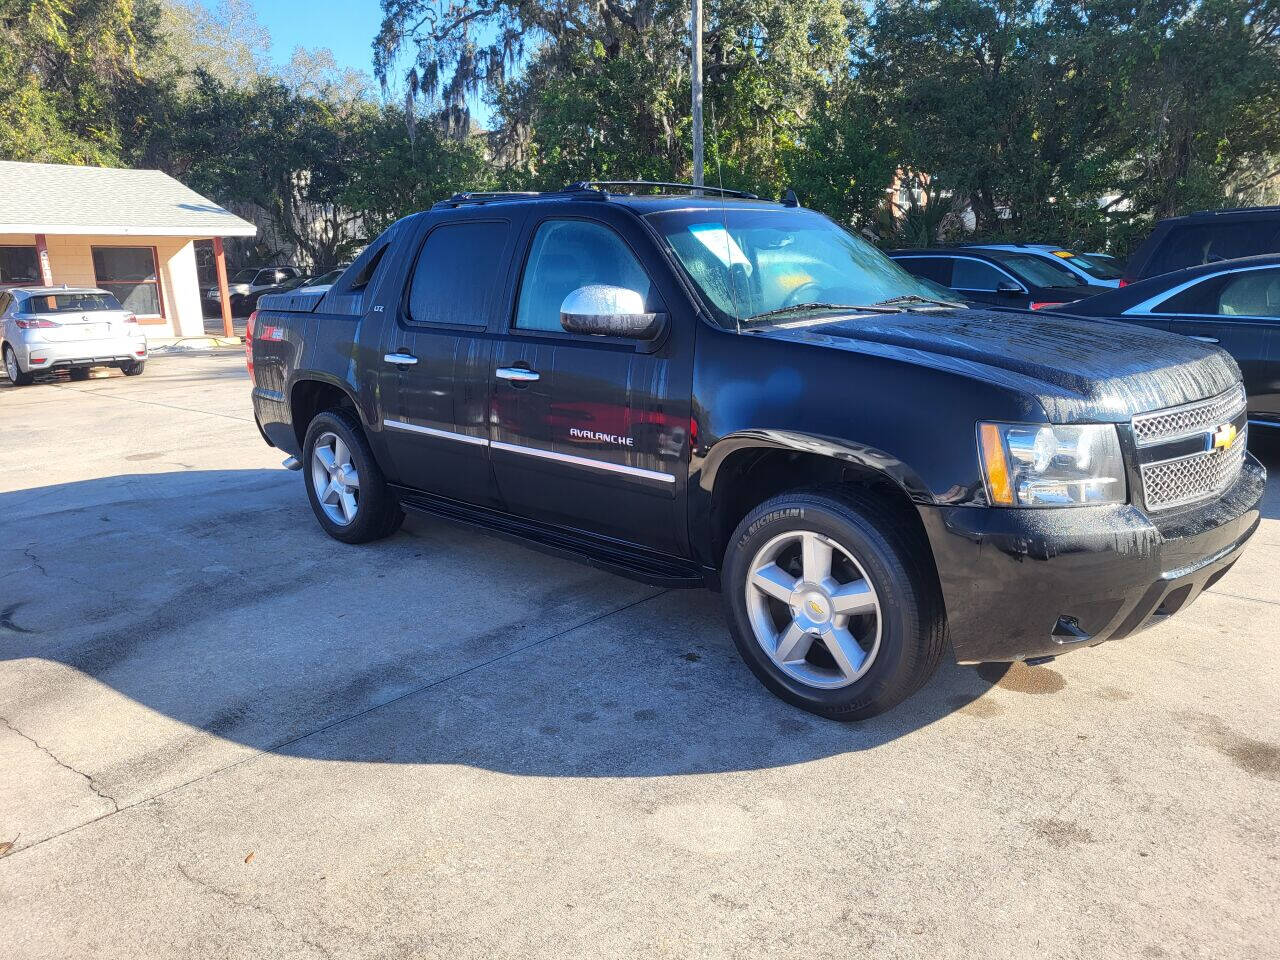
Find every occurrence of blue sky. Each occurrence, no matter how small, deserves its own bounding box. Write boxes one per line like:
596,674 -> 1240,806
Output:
252,0 -> 385,79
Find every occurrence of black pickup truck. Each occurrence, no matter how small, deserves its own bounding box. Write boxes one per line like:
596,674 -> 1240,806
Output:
249,182 -> 1265,720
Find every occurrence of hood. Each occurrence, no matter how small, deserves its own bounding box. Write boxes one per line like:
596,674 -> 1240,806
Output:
756,308 -> 1241,423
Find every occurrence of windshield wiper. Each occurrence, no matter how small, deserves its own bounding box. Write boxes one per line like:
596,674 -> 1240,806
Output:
744,301 -> 903,323
875,294 -> 968,310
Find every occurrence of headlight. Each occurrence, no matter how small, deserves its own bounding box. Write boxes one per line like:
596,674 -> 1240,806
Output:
978,422 -> 1126,506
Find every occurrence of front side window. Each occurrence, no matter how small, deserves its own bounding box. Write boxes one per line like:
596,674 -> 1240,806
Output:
0,246 -> 39,285
649,207 -> 948,325
92,247 -> 161,316
952,258 -> 1011,291
985,252 -> 1083,287
515,220 -> 653,333
406,220 -> 511,327
1218,269 -> 1280,316
1155,267 -> 1280,317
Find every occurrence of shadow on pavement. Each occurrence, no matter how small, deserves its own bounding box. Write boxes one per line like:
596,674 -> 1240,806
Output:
0,469 -> 1012,778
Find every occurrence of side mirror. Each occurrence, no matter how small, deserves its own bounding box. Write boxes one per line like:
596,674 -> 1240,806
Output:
995,280 -> 1022,295
560,285 -> 663,339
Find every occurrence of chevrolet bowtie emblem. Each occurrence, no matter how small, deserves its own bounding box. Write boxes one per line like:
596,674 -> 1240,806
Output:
1211,423 -> 1238,451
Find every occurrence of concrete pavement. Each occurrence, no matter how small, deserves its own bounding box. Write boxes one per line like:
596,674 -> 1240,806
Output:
1,352 -> 1277,959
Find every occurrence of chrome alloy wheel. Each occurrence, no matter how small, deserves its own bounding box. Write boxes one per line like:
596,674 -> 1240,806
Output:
311,431 -> 361,525
4,348 -> 19,382
744,530 -> 882,689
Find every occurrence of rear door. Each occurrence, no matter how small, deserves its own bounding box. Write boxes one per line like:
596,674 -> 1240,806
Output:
377,216 -> 520,507
487,210 -> 694,555
1141,266 -> 1280,420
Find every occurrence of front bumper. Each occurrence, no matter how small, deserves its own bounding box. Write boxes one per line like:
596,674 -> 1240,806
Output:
16,335 -> 147,371
920,454 -> 1266,663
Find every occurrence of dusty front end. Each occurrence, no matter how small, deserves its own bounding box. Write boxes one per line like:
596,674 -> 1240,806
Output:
923,386 -> 1265,663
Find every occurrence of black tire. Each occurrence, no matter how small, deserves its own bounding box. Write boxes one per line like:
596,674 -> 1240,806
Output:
69,367 -> 91,381
302,408 -> 404,544
4,345 -> 33,386
722,487 -> 946,721
121,360 -> 145,376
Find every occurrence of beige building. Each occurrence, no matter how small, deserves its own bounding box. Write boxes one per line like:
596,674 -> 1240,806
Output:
0,161 -> 256,337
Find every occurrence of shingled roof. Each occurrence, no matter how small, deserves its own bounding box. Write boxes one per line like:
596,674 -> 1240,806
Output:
0,161 -> 257,238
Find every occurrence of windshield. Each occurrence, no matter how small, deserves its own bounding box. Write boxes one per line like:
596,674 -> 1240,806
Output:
19,292 -> 124,314
984,251 -> 1085,288
229,269 -> 258,283
1060,251 -> 1124,280
647,207 -> 957,324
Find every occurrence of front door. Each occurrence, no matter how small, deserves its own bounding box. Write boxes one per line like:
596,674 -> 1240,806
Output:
378,218 -> 518,507
487,214 -> 694,555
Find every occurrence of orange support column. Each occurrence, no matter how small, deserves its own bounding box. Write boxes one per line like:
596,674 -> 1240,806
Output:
213,237 -> 234,337
35,234 -> 53,285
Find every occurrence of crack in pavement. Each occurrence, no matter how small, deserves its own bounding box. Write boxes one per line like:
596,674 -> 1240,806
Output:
0,588 -> 668,861
0,715 -> 119,814
23,545 -> 49,577
174,862 -> 335,958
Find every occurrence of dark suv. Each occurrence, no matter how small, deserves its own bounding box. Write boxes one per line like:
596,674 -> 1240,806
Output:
1124,206 -> 1280,284
248,183 -> 1264,720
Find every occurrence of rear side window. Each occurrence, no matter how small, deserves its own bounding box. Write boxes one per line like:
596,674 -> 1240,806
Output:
892,256 -> 952,285
1153,267 -> 1280,317
1148,220 -> 1280,276
952,258 -> 1010,291
406,220 -> 511,327
514,220 -> 653,333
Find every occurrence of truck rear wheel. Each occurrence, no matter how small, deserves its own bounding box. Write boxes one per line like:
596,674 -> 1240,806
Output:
722,488 -> 945,720
302,409 -> 404,544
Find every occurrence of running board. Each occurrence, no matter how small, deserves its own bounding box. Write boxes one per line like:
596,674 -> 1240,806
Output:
392,487 -> 710,589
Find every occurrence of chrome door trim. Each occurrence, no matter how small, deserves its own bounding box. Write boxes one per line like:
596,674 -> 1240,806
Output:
382,419 -> 488,445
490,440 -> 676,483
1124,263 -> 1280,316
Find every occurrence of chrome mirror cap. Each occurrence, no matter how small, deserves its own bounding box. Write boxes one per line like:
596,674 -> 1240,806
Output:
560,284 -> 663,339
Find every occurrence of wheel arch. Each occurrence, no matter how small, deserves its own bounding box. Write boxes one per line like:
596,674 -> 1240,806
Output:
289,375 -> 364,452
698,431 -> 935,571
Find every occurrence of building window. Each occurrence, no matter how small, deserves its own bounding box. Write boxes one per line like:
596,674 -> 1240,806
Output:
92,246 -> 163,318
0,246 -> 39,285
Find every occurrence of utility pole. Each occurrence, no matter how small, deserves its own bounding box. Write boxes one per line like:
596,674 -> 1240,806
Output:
691,0 -> 704,191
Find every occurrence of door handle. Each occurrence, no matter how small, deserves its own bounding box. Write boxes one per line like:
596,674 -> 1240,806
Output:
496,366 -> 540,382
384,353 -> 419,366
1190,336 -> 1220,344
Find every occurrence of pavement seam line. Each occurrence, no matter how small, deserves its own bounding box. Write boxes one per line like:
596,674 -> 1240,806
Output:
51,381 -> 253,423
0,715 -> 119,815
0,587 -> 668,861
1203,587 -> 1280,607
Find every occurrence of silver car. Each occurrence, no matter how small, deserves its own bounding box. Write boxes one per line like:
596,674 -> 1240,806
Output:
2,286 -> 148,385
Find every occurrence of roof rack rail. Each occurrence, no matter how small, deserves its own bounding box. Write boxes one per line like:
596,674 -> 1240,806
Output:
563,180 -> 760,200
1190,205 -> 1280,217
432,191 -> 541,209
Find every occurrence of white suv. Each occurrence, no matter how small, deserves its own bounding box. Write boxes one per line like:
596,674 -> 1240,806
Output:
2,286 -> 147,385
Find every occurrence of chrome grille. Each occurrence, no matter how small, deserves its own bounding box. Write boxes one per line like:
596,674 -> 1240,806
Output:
1140,430 -> 1247,511
1131,384 -> 1246,447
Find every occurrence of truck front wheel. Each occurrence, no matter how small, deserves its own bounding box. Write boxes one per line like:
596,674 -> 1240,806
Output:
722,488 -> 945,720
302,409 -> 404,544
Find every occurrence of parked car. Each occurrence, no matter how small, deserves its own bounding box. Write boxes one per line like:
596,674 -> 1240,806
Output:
1055,254 -> 1280,427
2,286 -> 147,385
1123,206 -> 1280,285
205,266 -> 303,314
248,182 -> 1263,720
888,247 -> 1112,309
962,244 -> 1126,288
234,273 -> 313,314
291,265 -> 349,296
